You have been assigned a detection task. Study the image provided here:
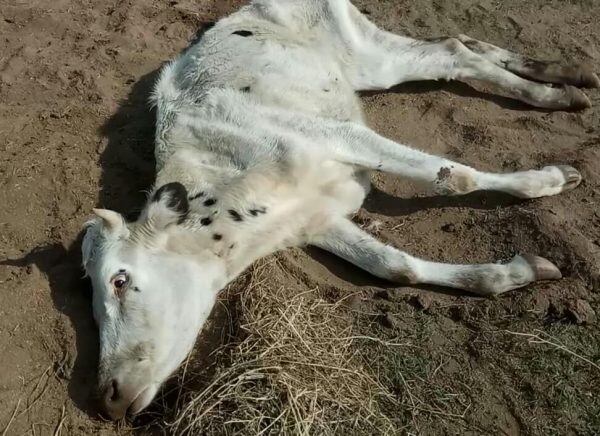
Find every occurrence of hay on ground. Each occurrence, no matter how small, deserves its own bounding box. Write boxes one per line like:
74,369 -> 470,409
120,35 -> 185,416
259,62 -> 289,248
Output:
168,257 -> 399,435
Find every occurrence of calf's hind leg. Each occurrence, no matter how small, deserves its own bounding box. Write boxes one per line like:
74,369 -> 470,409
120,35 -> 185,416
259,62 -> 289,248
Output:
353,36 -> 592,109
311,219 -> 561,296
456,34 -> 600,89
328,1 -> 594,109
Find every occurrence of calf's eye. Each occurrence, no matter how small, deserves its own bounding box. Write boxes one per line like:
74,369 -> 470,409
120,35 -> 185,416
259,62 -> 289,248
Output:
111,272 -> 129,295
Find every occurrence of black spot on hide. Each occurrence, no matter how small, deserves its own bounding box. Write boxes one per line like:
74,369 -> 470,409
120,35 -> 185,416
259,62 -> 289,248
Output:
204,198 -> 217,207
248,207 -> 267,217
189,191 -> 205,201
232,30 -> 253,37
213,233 -> 223,241
200,217 -> 212,226
240,86 -> 251,93
228,210 -> 243,222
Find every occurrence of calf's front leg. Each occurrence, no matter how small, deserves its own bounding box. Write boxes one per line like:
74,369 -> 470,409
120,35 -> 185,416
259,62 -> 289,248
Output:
311,218 -> 561,296
254,99 -> 582,198
328,123 -> 582,198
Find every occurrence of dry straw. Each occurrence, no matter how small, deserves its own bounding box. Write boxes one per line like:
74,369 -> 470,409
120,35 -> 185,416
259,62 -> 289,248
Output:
166,257 -> 400,435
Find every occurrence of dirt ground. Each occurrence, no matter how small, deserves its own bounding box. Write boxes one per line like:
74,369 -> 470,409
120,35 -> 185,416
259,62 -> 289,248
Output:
1,0 -> 599,434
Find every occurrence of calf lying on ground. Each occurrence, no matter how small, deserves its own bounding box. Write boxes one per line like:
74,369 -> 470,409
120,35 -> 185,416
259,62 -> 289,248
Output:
81,0 -> 599,420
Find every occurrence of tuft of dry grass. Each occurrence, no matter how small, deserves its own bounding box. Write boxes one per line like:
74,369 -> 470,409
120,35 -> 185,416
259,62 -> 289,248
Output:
166,257 -> 401,435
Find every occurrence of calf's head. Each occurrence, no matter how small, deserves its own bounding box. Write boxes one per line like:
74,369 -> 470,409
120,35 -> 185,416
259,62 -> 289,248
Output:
82,183 -> 226,420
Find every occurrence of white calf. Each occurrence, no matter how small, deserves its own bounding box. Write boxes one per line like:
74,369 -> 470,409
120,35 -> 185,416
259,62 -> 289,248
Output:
82,0 -> 598,420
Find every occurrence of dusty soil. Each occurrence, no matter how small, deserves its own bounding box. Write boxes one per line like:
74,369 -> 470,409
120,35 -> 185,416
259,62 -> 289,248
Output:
1,0 -> 599,434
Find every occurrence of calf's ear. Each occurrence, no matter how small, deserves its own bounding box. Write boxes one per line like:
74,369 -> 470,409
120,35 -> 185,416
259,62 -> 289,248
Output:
82,209 -> 128,270
93,208 -> 128,237
140,182 -> 190,229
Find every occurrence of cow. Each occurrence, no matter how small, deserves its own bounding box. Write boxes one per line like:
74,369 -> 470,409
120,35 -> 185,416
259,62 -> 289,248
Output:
81,0 -> 598,420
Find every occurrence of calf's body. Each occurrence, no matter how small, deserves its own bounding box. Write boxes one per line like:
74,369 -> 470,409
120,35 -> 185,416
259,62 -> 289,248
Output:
82,0 -> 598,420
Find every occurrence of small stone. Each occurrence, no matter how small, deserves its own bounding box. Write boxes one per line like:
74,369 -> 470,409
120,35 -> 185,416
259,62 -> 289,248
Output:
410,294 -> 434,311
441,223 -> 456,233
381,312 -> 399,329
566,299 -> 596,325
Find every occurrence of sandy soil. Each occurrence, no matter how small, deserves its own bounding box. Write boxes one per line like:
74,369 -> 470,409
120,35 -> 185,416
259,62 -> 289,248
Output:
0,0 -> 599,434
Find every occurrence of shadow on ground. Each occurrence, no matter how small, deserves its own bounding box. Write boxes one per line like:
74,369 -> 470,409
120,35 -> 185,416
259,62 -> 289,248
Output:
0,68 -> 160,418
0,22 -> 226,422
362,79 -> 558,112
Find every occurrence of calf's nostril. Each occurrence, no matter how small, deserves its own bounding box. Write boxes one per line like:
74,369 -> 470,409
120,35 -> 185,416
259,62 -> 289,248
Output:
110,380 -> 120,401
104,379 -> 120,403
99,379 -> 136,420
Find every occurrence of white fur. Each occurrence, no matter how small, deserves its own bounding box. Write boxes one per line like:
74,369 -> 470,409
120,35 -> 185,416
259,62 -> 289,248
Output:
83,0 -> 585,419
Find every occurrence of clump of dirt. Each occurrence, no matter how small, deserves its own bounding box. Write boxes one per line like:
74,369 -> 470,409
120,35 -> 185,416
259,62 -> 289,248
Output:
1,0 -> 599,435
